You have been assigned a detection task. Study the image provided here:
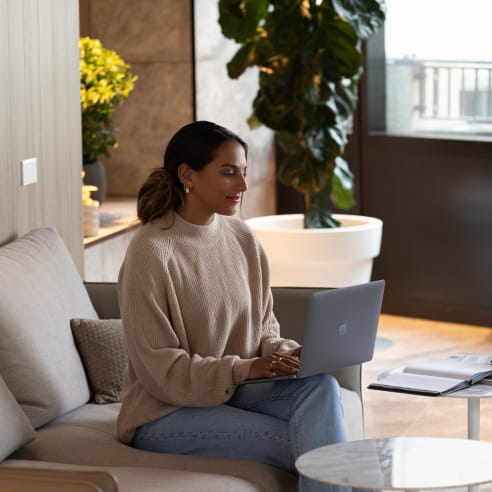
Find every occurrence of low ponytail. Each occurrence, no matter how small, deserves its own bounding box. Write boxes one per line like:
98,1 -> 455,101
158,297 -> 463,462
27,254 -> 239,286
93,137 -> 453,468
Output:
137,167 -> 183,224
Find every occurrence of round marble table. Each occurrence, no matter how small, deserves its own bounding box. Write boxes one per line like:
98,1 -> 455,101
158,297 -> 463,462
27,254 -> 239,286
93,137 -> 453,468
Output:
296,437 -> 492,491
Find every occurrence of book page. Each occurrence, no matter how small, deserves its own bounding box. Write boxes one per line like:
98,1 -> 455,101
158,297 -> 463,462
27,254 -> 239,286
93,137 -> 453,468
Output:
375,371 -> 463,393
450,353 -> 492,365
403,358 -> 492,381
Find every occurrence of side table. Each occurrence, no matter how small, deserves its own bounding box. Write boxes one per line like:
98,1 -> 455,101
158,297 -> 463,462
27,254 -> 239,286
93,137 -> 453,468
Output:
447,384 -> 492,492
296,437 -> 492,491
374,356 -> 492,441
447,383 -> 492,440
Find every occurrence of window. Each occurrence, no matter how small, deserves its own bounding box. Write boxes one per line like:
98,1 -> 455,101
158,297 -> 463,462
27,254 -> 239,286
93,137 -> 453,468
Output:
383,0 -> 492,139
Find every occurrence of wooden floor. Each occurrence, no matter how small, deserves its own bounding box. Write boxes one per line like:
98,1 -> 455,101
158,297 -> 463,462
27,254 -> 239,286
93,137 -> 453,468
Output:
362,313 -> 492,491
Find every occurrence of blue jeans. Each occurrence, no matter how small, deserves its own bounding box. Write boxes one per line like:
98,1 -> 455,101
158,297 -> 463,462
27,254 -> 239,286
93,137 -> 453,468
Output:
133,373 -> 349,492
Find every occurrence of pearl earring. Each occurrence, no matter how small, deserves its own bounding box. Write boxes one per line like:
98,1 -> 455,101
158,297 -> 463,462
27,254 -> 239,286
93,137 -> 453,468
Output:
184,184 -> 190,194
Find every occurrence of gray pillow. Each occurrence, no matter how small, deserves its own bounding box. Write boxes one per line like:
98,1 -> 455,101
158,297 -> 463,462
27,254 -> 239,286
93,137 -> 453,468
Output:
71,319 -> 128,404
0,376 -> 35,461
0,228 -> 97,428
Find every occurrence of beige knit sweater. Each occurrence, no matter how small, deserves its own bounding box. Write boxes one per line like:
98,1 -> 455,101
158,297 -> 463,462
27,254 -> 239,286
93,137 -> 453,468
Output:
117,212 -> 300,444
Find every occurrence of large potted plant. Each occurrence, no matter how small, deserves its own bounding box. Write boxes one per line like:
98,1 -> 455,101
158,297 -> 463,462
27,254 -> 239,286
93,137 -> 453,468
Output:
80,37 -> 137,203
218,0 -> 386,287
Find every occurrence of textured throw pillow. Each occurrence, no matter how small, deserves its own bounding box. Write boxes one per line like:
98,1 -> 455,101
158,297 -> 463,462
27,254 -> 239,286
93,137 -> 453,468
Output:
71,318 -> 128,404
0,376 -> 35,460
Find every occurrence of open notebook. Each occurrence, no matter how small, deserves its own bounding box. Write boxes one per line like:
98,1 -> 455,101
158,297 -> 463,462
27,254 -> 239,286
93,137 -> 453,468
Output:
368,355 -> 492,396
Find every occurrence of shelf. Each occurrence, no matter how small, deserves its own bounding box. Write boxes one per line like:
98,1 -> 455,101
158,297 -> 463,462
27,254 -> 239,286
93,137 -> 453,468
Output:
83,197 -> 139,248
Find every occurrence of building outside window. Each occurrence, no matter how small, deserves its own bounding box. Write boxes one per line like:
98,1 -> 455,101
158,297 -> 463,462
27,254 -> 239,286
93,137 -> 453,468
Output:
384,0 -> 492,138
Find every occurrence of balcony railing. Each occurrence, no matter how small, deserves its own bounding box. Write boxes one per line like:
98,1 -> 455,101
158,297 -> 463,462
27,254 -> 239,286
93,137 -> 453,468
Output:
387,59 -> 492,127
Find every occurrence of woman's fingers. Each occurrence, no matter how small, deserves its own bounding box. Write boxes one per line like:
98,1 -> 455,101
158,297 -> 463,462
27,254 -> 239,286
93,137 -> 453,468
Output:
247,352 -> 300,380
291,346 -> 302,359
271,352 -> 299,374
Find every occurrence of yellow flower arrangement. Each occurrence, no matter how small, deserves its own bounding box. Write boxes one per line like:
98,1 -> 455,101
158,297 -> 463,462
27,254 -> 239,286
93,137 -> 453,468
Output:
80,37 -> 137,163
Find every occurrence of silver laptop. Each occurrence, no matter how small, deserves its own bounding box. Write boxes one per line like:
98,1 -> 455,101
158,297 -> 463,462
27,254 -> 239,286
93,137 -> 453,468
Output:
240,280 -> 385,384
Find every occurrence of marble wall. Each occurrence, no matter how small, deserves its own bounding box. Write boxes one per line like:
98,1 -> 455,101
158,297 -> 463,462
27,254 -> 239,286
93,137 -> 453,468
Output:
193,0 -> 277,219
80,0 -> 194,197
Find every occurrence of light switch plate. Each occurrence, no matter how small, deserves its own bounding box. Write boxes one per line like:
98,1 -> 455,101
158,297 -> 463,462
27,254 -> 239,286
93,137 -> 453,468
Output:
21,158 -> 37,186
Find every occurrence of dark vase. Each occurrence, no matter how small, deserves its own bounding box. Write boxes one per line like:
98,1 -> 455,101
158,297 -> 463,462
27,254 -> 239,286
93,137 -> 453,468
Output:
82,160 -> 106,204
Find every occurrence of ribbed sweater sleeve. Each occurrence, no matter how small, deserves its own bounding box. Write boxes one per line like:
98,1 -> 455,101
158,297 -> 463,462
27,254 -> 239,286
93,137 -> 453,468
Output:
116,213 -> 299,443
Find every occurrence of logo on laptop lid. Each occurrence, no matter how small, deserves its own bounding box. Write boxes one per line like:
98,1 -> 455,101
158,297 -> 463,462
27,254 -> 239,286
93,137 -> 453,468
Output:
338,322 -> 348,336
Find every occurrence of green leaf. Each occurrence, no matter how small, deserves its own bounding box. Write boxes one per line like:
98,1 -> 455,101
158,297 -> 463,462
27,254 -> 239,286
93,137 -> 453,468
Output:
330,156 -> 355,209
304,78 -> 334,105
332,0 -> 386,40
327,125 -> 347,151
253,90 -> 302,132
263,5 -> 309,53
278,149 -> 319,195
320,18 -> 362,80
276,131 -> 302,154
218,0 -> 269,43
305,204 -> 341,228
258,54 -> 305,109
333,79 -> 359,119
304,82 -> 319,105
304,102 -> 337,130
227,42 -> 257,78
333,156 -> 353,188
247,112 -> 263,129
305,129 -> 326,162
304,121 -> 345,163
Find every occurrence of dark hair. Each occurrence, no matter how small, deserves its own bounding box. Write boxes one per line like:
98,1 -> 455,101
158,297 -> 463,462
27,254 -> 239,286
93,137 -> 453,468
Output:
137,121 -> 248,224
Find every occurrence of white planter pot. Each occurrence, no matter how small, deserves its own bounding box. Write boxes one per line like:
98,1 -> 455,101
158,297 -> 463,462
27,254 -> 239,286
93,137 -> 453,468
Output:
246,214 -> 383,288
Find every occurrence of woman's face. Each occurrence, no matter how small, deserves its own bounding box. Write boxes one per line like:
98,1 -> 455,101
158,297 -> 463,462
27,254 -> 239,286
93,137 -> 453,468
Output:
180,140 -> 248,225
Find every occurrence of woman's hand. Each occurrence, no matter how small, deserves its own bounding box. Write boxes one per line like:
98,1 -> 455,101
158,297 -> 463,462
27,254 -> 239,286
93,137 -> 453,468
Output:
291,346 -> 302,358
247,352 -> 300,380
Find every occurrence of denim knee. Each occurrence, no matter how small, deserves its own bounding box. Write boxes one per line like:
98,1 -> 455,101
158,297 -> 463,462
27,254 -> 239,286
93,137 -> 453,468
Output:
304,373 -> 341,396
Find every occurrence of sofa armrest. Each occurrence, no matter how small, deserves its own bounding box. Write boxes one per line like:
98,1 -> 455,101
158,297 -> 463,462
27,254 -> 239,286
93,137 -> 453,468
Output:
84,282 -> 120,319
271,287 -> 362,399
0,466 -> 117,491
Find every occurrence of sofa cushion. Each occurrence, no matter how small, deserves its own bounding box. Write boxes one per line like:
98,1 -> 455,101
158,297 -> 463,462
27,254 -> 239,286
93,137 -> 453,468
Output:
0,228 -> 98,428
71,319 -> 127,404
0,377 -> 35,461
13,404 -> 297,492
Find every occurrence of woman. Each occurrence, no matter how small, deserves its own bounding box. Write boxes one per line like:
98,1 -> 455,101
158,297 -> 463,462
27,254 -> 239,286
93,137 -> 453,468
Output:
117,121 -> 348,492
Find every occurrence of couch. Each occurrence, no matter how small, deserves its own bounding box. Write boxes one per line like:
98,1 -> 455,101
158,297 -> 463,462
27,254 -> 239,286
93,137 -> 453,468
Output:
0,227 -> 363,491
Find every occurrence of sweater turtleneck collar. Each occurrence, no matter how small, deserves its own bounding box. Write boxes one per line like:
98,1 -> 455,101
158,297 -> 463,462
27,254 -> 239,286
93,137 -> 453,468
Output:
154,211 -> 220,245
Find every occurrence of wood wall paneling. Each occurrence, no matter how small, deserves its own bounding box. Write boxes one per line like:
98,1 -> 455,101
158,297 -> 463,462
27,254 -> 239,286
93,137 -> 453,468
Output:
0,0 -> 84,272
363,135 -> 492,326
8,1 -> 29,235
0,0 -> 14,242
